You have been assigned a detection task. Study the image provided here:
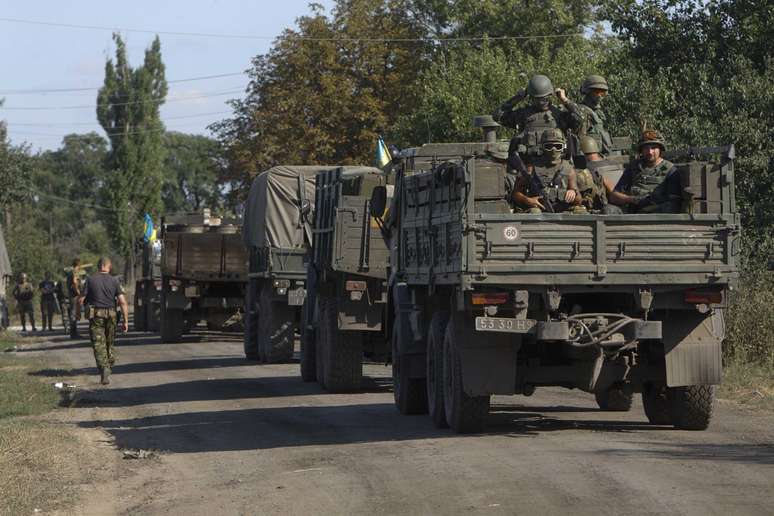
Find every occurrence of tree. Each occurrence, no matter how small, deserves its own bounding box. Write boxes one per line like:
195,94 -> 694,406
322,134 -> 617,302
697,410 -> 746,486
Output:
97,34 -> 168,279
161,132 -> 222,213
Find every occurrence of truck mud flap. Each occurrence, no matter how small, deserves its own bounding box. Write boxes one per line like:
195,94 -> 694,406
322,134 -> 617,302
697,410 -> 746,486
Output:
165,289 -> 187,310
392,283 -> 425,378
663,310 -> 724,387
453,313 -> 518,396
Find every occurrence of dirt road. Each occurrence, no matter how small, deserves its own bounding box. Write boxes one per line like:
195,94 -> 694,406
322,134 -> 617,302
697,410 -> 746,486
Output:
20,328 -> 774,516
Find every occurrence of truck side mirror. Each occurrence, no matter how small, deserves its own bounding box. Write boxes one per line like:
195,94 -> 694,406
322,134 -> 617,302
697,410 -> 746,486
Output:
369,186 -> 387,219
300,199 -> 311,217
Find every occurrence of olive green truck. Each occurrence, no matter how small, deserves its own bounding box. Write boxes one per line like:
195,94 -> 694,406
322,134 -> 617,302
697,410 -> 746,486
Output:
372,139 -> 738,433
159,210 -> 247,342
300,166 -> 391,392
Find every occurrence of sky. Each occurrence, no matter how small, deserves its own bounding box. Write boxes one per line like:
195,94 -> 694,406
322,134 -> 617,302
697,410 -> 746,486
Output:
0,0 -> 333,151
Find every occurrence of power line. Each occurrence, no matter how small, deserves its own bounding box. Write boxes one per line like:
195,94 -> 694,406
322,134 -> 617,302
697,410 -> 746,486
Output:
0,88 -> 243,111
0,72 -> 246,95
6,110 -> 233,127
31,191 -> 129,213
12,120 -> 220,139
0,16 -> 584,43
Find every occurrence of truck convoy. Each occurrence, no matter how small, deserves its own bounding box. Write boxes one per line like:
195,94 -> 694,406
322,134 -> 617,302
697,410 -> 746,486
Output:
158,210 -> 247,343
366,126 -> 739,433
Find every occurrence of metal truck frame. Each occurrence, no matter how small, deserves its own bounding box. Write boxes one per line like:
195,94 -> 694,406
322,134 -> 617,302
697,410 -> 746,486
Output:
377,140 -> 739,433
300,166 -> 391,392
134,240 -> 162,332
159,210 -> 247,343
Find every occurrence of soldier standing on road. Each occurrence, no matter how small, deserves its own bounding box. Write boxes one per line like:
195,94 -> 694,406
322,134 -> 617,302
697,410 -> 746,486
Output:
612,130 -> 682,213
38,271 -> 57,331
66,258 -> 82,338
78,257 -> 128,385
12,273 -> 37,332
55,277 -> 70,333
493,74 -> 578,166
560,75 -> 614,156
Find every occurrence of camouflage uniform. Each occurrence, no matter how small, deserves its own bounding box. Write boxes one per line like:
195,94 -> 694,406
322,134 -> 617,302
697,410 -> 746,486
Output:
493,75 -> 577,164
513,159 -> 578,214
55,280 -> 70,333
615,131 -> 681,213
88,307 -> 118,369
38,278 -> 57,331
66,269 -> 81,337
566,75 -> 614,155
12,278 -> 36,331
575,168 -> 616,213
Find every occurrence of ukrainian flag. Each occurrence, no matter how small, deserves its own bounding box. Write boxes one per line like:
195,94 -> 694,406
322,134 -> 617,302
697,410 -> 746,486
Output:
376,136 -> 391,168
143,213 -> 157,242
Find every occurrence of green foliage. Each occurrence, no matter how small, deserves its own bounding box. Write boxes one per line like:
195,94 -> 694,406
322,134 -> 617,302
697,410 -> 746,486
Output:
161,132 -> 222,213
97,34 -> 168,266
0,121 -> 33,208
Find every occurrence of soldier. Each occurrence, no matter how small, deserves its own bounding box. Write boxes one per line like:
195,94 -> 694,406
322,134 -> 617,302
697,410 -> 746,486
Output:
66,258 -> 82,338
38,271 -> 57,331
612,130 -> 682,213
493,74 -> 578,165
559,75 -> 614,156
12,273 -> 36,332
78,257 -> 128,385
510,129 -> 579,213
54,276 -> 70,334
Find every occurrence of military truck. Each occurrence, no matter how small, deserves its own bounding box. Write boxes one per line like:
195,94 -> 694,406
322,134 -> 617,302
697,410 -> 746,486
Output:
133,240 -> 162,332
242,166 -> 333,363
300,166 -> 391,392
159,210 -> 247,342
372,125 -> 739,433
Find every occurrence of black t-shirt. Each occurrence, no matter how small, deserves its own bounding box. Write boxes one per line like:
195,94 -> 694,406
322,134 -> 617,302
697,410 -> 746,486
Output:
39,280 -> 56,299
83,273 -> 123,309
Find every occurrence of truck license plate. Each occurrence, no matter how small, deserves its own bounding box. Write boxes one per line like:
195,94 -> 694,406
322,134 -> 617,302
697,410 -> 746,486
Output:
475,317 -> 536,333
287,287 -> 306,306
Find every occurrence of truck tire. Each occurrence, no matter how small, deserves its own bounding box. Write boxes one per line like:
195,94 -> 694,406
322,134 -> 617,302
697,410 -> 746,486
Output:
443,316 -> 489,433
392,319 -> 428,415
243,280 -> 259,360
320,295 -> 362,393
426,311 -> 449,428
595,386 -> 634,412
133,285 -> 146,332
300,298 -> 316,382
257,286 -> 295,363
669,385 -> 715,430
160,307 -> 184,343
642,383 -> 672,425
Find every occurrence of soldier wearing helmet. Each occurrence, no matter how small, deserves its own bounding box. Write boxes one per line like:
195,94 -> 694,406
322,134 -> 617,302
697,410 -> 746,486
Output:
493,74 -> 578,165
610,130 -> 682,213
558,74 -> 614,156
510,129 -> 580,213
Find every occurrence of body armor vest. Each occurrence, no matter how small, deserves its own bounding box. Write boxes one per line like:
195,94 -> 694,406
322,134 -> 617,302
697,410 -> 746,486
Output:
576,104 -> 613,154
518,106 -> 566,156
525,160 -> 575,212
576,168 -> 607,211
629,159 -> 675,198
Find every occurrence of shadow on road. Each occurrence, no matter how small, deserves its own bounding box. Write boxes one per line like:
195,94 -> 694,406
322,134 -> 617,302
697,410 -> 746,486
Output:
32,356 -> 254,378
595,442 -> 774,465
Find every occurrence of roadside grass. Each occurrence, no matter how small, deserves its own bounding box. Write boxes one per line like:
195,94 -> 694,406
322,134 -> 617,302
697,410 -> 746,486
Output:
0,330 -> 93,515
719,359 -> 774,411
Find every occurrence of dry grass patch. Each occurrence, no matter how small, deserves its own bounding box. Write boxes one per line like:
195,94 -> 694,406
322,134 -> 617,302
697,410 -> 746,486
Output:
719,359 -> 774,411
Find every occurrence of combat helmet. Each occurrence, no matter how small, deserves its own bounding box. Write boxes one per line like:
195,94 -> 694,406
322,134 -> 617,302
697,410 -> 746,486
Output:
579,135 -> 600,154
637,130 -> 666,152
527,75 -> 554,98
580,75 -> 609,94
540,128 -> 566,145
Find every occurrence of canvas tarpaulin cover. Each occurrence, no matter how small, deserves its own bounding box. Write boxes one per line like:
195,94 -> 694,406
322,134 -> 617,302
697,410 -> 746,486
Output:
243,165 -> 382,250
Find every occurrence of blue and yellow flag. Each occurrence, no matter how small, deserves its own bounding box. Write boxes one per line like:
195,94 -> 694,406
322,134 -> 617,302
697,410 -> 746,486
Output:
143,213 -> 157,242
375,136 -> 392,168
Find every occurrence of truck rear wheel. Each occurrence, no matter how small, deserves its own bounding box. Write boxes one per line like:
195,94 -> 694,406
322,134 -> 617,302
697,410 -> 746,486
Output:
300,298 -> 317,382
392,319 -> 428,415
257,286 -> 295,363
243,280 -> 259,360
160,307 -> 184,343
320,296 -> 362,393
642,383 -> 672,425
595,385 -> 633,412
443,316 -> 489,433
669,385 -> 715,430
426,311 -> 449,428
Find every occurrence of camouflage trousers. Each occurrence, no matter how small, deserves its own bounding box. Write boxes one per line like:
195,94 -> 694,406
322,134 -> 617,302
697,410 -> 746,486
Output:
40,296 -> 57,330
89,311 -> 117,369
17,301 -> 35,329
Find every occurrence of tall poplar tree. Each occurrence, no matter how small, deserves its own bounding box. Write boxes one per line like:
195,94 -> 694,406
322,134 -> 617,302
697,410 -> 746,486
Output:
97,34 -> 167,280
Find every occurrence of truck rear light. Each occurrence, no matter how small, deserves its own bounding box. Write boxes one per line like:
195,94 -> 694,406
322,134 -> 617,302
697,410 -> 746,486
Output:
169,279 -> 181,287
471,292 -> 510,305
273,279 -> 290,288
684,289 -> 722,305
345,281 -> 367,291
154,280 -> 162,291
